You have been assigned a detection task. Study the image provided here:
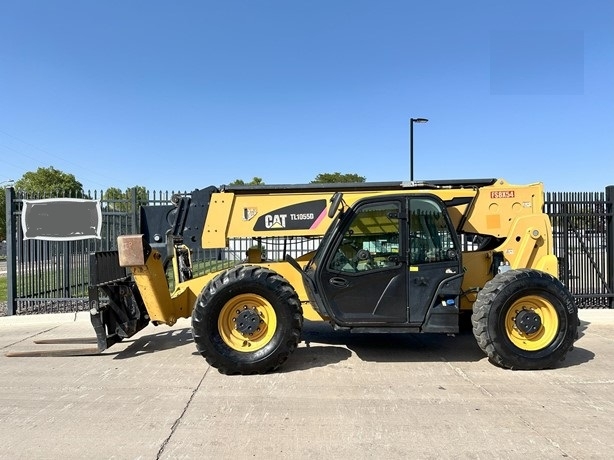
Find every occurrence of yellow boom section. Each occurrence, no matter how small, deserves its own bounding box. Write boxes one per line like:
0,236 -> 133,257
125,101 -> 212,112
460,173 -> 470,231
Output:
202,179 -> 553,259
202,183 -> 481,247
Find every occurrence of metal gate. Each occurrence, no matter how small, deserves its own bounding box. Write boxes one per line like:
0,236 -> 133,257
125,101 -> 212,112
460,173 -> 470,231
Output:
545,186 -> 614,308
3,188 -> 173,315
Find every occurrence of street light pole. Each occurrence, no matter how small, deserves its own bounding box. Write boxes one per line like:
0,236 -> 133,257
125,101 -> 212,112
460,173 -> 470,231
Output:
409,117 -> 428,181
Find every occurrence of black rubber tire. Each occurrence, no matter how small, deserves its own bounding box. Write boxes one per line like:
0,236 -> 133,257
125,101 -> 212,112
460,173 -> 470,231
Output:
472,268 -> 578,370
191,265 -> 303,375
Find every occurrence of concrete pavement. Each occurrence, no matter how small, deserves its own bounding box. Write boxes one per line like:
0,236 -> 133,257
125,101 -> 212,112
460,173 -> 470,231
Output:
0,309 -> 612,459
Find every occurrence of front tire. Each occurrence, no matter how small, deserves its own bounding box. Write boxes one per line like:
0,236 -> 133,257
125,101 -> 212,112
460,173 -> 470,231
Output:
192,265 -> 303,375
472,269 -> 578,370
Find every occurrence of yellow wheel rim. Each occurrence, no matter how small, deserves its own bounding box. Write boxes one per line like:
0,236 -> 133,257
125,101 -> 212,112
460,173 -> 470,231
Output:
218,294 -> 277,352
504,295 -> 559,351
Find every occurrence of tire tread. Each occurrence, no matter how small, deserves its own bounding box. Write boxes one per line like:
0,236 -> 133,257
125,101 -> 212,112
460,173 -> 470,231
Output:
192,265 -> 303,375
471,268 -> 578,370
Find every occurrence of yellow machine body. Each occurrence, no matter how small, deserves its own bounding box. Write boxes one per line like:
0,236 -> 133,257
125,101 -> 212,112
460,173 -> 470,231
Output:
118,178 -> 557,324
94,176 -> 579,374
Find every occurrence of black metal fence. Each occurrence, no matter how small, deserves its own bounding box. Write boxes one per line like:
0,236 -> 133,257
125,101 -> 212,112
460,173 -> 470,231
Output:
3,188 -> 178,314
546,187 -> 614,308
3,185 -> 614,315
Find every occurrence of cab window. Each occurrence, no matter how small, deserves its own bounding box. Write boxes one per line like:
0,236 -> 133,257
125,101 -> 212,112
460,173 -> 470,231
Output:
330,202 -> 400,273
409,197 -> 457,264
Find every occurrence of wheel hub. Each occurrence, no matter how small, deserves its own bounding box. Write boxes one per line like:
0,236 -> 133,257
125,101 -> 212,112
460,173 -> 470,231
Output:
234,307 -> 262,335
515,309 -> 542,335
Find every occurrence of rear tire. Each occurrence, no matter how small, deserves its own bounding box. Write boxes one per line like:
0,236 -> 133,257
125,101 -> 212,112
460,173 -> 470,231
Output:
472,269 -> 578,370
191,265 -> 303,375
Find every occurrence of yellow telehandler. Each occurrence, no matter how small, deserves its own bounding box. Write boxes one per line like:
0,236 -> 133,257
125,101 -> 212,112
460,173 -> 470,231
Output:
87,178 -> 578,374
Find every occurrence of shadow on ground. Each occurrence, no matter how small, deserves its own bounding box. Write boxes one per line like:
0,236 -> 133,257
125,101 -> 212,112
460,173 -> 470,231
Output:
103,318 -> 596,370
285,319 -> 595,371
555,318 -> 595,368
113,327 -> 195,359
8,317 -> 593,372
294,320 -> 486,368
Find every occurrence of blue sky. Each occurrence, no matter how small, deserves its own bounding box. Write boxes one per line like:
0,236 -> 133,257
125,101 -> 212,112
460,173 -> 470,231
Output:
1,0 -> 612,193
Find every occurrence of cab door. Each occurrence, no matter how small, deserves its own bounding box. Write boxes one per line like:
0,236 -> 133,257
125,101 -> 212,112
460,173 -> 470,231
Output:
315,198 -> 408,325
406,195 -> 464,329
313,195 -> 463,330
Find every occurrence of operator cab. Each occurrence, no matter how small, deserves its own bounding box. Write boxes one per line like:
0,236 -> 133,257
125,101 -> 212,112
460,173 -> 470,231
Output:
302,194 -> 464,333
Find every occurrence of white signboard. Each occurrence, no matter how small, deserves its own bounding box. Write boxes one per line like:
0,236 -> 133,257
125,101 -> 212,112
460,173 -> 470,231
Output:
21,198 -> 102,241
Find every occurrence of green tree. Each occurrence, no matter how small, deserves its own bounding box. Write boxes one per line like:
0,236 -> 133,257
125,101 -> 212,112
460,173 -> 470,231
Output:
132,186 -> 149,206
229,177 -> 265,185
103,186 -> 149,211
102,187 -> 123,211
14,166 -> 83,196
311,172 -> 366,183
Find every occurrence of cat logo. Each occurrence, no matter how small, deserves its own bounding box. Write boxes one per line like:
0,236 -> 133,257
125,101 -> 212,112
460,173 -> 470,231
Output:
253,199 -> 326,232
264,214 -> 287,228
243,208 -> 257,221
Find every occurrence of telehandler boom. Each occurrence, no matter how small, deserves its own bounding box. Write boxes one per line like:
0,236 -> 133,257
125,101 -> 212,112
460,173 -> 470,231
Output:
88,178 -> 578,374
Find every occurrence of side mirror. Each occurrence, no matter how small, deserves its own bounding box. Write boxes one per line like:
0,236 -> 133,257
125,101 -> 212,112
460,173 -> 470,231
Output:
328,192 -> 344,218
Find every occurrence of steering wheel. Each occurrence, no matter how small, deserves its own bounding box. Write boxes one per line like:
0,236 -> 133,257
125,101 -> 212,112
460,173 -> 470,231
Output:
353,249 -> 375,270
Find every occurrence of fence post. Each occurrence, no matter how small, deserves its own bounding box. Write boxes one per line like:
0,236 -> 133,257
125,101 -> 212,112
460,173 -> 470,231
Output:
606,186 -> 614,309
131,187 -> 138,234
560,195 -> 571,286
5,187 -> 17,315
62,241 -> 70,298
